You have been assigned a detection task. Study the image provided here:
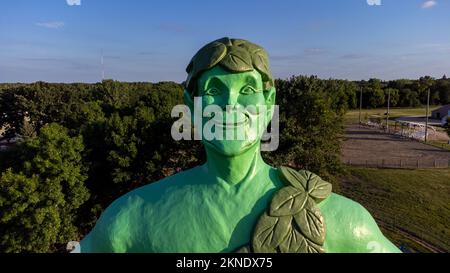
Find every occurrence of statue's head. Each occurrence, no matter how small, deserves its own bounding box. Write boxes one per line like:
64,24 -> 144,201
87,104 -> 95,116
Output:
184,37 -> 276,156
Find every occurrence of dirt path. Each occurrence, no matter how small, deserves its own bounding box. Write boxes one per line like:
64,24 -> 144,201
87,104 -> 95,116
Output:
341,124 -> 450,168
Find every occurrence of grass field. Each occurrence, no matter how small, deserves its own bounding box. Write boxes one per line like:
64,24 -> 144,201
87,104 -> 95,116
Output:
337,167 -> 450,253
425,140 -> 450,151
344,106 -> 440,124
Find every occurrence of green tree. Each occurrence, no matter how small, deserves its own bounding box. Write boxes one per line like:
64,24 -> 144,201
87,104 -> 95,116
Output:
0,123 -> 89,253
399,88 -> 421,107
18,118 -> 36,139
365,79 -> 385,108
264,76 -> 343,181
326,80 -> 357,113
416,76 -> 435,104
384,88 -> 399,107
436,77 -> 450,104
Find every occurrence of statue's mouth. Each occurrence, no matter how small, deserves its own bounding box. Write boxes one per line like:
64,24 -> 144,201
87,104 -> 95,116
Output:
211,114 -> 249,129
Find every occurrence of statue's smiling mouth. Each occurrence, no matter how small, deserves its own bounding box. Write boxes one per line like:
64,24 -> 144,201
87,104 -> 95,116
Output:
211,114 -> 250,129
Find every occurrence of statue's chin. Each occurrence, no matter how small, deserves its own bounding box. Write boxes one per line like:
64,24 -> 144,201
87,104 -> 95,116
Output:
203,138 -> 258,157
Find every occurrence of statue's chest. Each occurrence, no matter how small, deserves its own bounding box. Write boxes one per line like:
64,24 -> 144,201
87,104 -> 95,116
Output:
141,184 -> 275,253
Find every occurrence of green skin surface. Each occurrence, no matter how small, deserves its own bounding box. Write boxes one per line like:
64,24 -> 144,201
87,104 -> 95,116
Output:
79,66 -> 401,253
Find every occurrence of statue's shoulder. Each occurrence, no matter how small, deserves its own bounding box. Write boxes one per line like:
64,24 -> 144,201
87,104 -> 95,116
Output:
320,192 -> 383,236
116,163 -> 201,201
80,166 -> 203,252
319,192 -> 372,220
103,165 -> 203,215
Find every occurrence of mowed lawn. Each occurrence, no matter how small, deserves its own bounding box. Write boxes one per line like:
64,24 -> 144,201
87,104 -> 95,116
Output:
337,168 -> 450,253
345,107 -> 440,124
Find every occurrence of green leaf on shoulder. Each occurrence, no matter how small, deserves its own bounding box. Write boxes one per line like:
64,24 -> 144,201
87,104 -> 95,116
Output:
277,166 -> 308,190
278,226 -> 324,253
252,212 -> 291,252
269,186 -> 308,217
301,171 -> 332,202
277,166 -> 332,202
234,245 -> 251,253
293,197 -> 325,245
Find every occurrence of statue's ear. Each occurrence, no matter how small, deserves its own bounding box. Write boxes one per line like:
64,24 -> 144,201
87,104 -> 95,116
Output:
264,87 -> 276,122
183,90 -> 194,114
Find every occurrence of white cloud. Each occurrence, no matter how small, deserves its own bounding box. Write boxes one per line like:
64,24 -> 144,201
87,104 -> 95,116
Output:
304,48 -> 327,56
367,0 -> 382,6
422,1 -> 437,9
66,0 -> 81,6
35,22 -> 65,29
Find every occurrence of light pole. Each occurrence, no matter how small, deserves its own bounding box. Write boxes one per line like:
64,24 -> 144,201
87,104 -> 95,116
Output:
386,89 -> 390,133
425,88 -> 430,142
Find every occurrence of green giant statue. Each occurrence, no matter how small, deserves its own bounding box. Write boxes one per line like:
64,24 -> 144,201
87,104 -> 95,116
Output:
77,38 -> 401,253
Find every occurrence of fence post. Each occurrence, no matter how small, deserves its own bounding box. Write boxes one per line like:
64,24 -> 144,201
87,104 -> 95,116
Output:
400,159 -> 402,168
434,159 -> 437,168
417,159 -> 419,168
382,159 -> 385,168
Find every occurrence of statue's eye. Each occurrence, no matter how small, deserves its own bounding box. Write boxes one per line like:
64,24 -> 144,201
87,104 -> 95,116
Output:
204,87 -> 220,96
240,85 -> 258,95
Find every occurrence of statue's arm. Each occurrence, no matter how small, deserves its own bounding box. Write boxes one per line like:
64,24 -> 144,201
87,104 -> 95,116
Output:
353,205 -> 402,253
323,193 -> 401,253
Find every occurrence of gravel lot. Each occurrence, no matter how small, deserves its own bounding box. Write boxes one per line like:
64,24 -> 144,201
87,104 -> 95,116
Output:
341,124 -> 450,168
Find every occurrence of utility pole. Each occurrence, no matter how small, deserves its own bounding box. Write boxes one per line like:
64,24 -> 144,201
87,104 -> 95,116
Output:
425,88 -> 430,142
359,86 -> 363,127
386,88 -> 390,133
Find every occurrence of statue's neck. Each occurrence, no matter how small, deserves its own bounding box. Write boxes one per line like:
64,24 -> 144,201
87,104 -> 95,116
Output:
203,143 -> 268,186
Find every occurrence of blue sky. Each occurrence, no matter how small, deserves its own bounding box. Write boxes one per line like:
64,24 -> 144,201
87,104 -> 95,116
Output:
1,0 -> 449,83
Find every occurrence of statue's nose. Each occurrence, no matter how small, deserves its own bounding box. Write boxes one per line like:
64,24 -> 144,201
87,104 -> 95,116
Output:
222,90 -> 239,111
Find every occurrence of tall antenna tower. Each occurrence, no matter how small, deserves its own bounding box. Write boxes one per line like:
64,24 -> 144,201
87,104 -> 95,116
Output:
101,49 -> 105,81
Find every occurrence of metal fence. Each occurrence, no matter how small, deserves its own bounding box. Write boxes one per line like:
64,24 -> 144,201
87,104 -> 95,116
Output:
360,121 -> 446,142
345,158 -> 450,169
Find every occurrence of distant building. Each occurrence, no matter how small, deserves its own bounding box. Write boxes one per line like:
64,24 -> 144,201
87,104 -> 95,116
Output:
431,105 -> 450,126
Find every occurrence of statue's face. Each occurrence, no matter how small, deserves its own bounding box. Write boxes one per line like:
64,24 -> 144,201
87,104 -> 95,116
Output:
196,66 -> 275,156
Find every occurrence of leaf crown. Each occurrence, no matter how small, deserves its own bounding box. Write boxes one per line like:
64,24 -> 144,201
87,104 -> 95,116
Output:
185,37 -> 274,96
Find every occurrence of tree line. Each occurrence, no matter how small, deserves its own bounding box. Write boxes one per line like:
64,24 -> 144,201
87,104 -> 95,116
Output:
355,76 -> 450,109
0,74 -> 448,253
